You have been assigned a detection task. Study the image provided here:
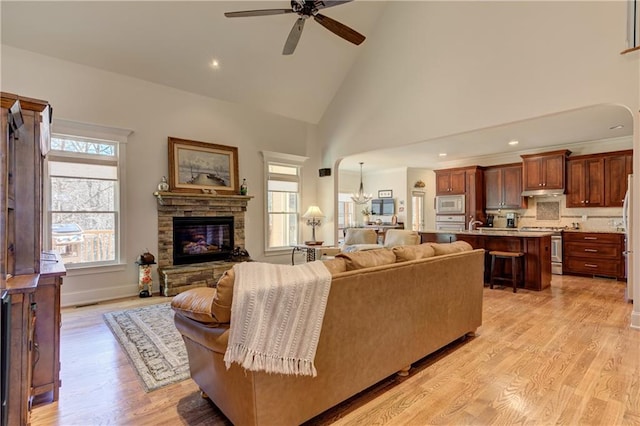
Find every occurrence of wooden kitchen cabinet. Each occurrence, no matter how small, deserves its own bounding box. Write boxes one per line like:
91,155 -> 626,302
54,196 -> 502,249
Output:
484,164 -> 526,210
521,150 -> 571,192
563,232 -> 625,280
465,166 -> 485,225
604,150 -> 633,207
435,168 -> 466,195
566,156 -> 605,207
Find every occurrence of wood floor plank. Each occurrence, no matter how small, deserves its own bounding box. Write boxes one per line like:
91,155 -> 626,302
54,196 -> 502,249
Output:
30,275 -> 640,426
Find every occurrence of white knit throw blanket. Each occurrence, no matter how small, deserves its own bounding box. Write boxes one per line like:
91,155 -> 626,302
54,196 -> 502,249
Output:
223,261 -> 332,377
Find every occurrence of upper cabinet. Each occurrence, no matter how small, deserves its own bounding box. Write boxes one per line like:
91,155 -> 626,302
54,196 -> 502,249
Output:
604,150 -> 633,207
484,164 -> 527,210
566,150 -> 632,208
566,157 -> 605,207
521,150 -> 571,192
435,169 -> 466,195
435,166 -> 485,223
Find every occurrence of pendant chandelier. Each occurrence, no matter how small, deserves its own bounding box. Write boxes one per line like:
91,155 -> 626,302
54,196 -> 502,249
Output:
351,162 -> 372,205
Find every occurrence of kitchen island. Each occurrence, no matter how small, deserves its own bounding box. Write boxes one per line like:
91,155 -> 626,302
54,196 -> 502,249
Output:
420,229 -> 552,291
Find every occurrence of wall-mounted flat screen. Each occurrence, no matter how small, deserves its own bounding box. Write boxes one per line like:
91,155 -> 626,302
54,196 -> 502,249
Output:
371,198 -> 395,215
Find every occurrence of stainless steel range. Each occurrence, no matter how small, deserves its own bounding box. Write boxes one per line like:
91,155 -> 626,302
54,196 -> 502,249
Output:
520,226 -> 565,275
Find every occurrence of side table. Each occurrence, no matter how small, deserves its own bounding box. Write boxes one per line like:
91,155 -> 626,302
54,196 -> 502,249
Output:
291,245 -> 341,265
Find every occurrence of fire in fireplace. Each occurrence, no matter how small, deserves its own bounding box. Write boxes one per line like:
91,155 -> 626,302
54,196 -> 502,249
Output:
173,216 -> 234,265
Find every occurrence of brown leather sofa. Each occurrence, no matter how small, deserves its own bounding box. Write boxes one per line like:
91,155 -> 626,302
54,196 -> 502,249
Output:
172,242 -> 484,425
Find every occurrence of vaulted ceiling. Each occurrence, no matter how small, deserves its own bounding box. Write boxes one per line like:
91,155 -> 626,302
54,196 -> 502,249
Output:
1,1 -> 386,124
1,1 -> 634,172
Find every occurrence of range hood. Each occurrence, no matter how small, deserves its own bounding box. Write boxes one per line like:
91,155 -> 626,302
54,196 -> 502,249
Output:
521,188 -> 565,197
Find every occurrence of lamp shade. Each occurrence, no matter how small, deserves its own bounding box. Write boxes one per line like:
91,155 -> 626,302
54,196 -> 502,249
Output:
302,205 -> 324,218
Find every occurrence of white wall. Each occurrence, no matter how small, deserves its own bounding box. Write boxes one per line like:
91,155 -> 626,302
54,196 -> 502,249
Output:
1,46 -> 315,306
319,2 -> 638,160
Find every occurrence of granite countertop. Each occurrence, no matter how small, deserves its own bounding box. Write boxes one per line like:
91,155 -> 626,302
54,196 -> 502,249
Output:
422,228 -> 625,236
421,229 -> 554,237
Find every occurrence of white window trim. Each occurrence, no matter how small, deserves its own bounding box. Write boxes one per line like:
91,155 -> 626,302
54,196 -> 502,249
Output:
46,119 -> 133,270
261,151 -> 308,255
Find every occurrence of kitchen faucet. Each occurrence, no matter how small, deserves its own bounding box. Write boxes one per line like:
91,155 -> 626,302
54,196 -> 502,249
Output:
468,218 -> 483,231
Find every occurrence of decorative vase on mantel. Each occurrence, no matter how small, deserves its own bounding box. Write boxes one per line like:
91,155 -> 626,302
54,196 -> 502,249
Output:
157,176 -> 169,192
363,215 -> 370,224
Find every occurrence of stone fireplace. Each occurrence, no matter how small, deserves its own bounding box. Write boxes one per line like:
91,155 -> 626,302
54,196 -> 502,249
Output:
155,192 -> 251,296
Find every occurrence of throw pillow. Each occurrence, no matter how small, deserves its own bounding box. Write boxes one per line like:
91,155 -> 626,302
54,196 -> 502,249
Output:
431,240 -> 473,256
322,258 -> 347,275
336,248 -> 396,270
393,244 -> 436,262
171,287 -> 218,324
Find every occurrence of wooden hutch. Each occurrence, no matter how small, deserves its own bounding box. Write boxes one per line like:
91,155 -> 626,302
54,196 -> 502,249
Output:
1,92 -> 65,424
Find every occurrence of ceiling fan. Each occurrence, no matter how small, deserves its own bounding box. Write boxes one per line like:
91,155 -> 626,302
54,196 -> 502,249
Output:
224,0 -> 366,55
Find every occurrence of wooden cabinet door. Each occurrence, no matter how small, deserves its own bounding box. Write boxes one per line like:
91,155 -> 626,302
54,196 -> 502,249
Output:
435,171 -> 452,195
605,153 -> 631,207
542,154 -> 565,189
584,158 -> 604,207
435,170 -> 466,195
449,170 -> 466,194
522,158 -> 543,191
502,165 -> 525,209
484,168 -> 501,209
566,159 -> 585,207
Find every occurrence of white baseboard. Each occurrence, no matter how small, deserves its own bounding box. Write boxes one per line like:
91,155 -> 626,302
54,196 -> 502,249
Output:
61,283 -> 162,308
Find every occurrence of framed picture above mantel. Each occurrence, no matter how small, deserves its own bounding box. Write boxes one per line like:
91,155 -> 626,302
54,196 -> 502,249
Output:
168,137 -> 239,195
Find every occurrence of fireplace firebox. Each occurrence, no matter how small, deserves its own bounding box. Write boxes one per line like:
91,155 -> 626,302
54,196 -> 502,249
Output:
173,216 -> 234,265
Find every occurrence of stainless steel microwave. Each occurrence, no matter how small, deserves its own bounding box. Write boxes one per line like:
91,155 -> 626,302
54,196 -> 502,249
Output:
435,195 -> 465,214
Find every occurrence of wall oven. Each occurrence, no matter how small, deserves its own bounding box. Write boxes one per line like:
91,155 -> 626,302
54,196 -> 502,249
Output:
435,195 -> 465,215
435,215 -> 466,232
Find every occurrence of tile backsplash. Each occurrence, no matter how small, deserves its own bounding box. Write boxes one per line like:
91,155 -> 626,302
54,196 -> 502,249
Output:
486,195 -> 624,231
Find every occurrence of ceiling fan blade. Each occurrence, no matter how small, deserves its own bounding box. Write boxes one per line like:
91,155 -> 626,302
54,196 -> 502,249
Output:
313,13 -> 365,45
313,1 -> 353,11
224,9 -> 293,18
283,18 -> 306,55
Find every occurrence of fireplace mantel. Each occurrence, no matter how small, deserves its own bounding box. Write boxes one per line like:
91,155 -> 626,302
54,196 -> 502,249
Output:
154,191 -> 253,206
154,191 -> 252,296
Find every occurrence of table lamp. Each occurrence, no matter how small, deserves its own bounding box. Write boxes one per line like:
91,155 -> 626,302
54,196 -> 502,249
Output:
302,205 -> 324,245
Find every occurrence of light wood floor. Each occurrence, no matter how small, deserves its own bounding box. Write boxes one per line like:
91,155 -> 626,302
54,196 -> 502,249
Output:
31,275 -> 640,425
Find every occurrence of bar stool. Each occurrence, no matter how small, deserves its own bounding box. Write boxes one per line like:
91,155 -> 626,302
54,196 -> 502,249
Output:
489,251 -> 524,293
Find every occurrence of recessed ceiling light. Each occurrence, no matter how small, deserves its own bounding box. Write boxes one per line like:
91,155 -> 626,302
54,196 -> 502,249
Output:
508,140 -> 519,146
609,124 -> 624,130
210,59 -> 220,70
439,153 -> 447,157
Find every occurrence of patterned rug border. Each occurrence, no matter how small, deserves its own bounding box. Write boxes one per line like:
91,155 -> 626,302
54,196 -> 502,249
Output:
103,302 -> 190,392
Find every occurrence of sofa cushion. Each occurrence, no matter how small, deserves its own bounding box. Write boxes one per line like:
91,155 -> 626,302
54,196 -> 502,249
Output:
392,243 -> 436,262
336,248 -> 396,270
212,268 -> 235,323
171,287 -> 218,324
383,230 -> 420,247
431,240 -> 473,256
343,228 -> 378,245
322,258 -> 347,275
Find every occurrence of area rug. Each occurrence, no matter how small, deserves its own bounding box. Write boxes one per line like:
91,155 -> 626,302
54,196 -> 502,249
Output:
103,302 -> 190,392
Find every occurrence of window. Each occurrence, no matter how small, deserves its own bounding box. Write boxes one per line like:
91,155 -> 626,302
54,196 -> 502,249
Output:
46,120 -> 130,268
337,193 -> 356,242
262,151 -> 307,252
